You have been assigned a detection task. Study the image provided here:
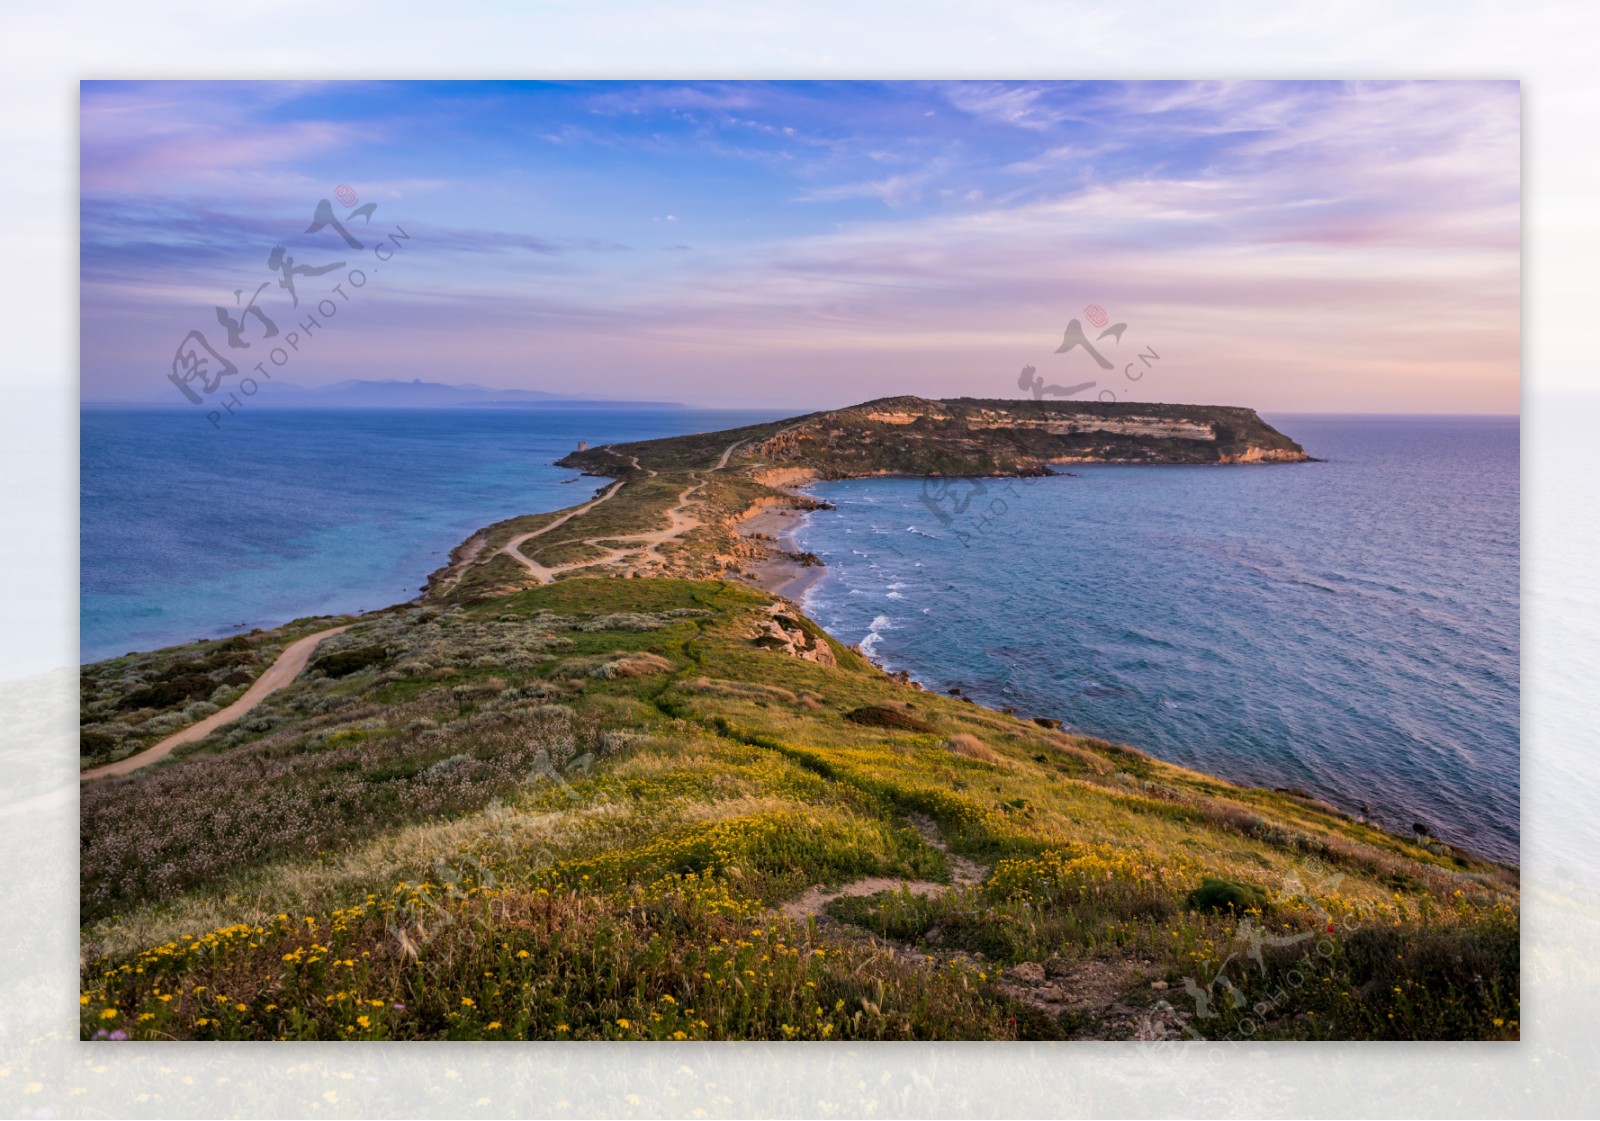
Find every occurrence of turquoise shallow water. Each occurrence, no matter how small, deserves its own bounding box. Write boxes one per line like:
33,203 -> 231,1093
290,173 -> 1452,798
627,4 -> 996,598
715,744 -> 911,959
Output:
82,408 -> 1519,862
80,406 -> 786,662
793,416 -> 1520,863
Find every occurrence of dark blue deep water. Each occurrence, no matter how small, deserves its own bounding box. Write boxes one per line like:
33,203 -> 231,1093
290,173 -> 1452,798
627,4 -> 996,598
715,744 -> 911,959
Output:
794,416 -> 1519,863
82,409 -> 1519,862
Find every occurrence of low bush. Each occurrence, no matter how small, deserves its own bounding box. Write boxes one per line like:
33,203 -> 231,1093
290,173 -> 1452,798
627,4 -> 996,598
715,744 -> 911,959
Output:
1185,876 -> 1268,914
313,645 -> 390,678
845,706 -> 937,734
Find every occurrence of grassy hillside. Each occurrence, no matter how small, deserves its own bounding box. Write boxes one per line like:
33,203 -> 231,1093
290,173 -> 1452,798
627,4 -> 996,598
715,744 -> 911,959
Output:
79,399 -> 1513,1041
81,577 -> 1517,1041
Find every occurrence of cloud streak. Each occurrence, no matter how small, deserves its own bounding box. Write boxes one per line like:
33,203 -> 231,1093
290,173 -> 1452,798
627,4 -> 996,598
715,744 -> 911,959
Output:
80,80 -> 1519,412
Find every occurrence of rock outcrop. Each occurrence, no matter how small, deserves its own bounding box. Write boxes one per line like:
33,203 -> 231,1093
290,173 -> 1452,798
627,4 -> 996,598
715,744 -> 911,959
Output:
752,604 -> 836,666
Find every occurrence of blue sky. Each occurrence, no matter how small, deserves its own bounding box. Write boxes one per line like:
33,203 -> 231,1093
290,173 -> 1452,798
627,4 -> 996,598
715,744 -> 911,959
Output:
80,80 -> 1520,411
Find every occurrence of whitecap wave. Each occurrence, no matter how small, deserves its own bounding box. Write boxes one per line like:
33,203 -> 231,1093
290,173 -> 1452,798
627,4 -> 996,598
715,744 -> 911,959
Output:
859,613 -> 893,655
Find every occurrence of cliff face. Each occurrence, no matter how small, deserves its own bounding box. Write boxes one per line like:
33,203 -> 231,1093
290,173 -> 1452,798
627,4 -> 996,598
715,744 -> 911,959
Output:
558,396 -> 1309,480
752,397 -> 1309,476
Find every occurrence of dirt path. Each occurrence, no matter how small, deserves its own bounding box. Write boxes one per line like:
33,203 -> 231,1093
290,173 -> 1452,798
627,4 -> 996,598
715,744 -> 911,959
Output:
779,813 -> 987,920
500,480 -> 627,582
80,624 -> 351,782
777,814 -> 1173,1036
431,530 -> 488,596
502,438 -> 741,584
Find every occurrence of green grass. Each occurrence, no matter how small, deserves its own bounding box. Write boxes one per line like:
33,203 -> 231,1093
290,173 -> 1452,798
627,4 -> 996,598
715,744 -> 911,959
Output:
80,576 -> 1518,1041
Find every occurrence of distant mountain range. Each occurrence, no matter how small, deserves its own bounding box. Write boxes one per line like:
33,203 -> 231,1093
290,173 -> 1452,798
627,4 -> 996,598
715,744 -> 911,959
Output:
106,379 -> 685,410
258,379 -> 686,409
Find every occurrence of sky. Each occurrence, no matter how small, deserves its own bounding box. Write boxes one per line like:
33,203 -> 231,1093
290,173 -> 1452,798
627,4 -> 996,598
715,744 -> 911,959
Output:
79,80 -> 1520,412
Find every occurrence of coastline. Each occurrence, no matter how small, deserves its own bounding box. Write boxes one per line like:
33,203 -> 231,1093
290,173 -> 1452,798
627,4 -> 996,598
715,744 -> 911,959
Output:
77,405 -> 1522,1043
80,402 -> 1514,867
718,472 -> 1515,869
734,501 -> 827,604
83,482 -> 1517,869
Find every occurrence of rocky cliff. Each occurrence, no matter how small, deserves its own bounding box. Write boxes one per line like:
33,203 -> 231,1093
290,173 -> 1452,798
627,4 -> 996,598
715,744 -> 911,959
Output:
558,396 -> 1309,480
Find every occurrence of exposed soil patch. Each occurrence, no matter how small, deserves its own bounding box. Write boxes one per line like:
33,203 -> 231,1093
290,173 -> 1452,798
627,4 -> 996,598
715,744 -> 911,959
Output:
779,812 -> 988,921
780,877 -> 948,921
906,813 -> 986,886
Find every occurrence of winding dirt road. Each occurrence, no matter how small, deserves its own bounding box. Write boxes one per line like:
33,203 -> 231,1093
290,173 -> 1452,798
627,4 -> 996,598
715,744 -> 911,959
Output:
500,480 -> 628,583
80,624 -> 351,782
501,438 -> 742,584
78,441 -> 737,786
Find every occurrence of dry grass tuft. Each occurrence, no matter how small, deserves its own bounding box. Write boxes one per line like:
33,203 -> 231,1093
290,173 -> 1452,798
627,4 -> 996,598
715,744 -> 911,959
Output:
681,676 -> 799,704
592,652 -> 674,679
944,734 -> 1006,766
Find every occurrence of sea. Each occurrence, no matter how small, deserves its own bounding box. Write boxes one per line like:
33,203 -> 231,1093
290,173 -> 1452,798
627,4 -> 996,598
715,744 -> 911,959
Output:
793,415 -> 1520,863
82,408 -> 1519,862
80,407 -> 785,661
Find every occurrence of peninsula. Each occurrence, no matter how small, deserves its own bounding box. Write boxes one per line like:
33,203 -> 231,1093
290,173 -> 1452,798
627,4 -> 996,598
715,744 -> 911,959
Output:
78,397 -> 1518,1043
428,396 -> 1310,603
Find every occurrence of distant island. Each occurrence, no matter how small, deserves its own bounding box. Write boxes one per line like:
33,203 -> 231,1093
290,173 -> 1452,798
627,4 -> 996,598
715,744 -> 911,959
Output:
78,397 -> 1519,1043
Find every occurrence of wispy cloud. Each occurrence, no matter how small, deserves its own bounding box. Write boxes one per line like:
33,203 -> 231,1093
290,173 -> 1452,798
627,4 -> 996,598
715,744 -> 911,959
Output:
80,80 -> 1519,412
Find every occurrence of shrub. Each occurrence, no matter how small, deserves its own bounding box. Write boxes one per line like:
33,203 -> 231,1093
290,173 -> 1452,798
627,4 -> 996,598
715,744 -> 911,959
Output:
423,753 -> 477,781
80,730 -> 118,757
591,652 -> 673,679
576,613 -> 671,632
120,674 -> 214,711
1185,876 -> 1268,914
845,706 -> 937,734
313,644 -> 390,678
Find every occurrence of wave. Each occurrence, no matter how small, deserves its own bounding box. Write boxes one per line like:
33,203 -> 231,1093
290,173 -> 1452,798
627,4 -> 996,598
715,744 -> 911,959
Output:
859,613 -> 894,656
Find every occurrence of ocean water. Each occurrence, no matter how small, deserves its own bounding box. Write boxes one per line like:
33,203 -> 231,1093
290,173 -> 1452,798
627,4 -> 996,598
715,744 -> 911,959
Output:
80,407 -> 785,662
794,416 -> 1520,863
83,408 -> 1520,863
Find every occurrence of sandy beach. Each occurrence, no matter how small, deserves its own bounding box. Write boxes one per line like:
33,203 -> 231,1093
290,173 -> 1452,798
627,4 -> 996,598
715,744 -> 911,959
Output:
737,503 -> 827,603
